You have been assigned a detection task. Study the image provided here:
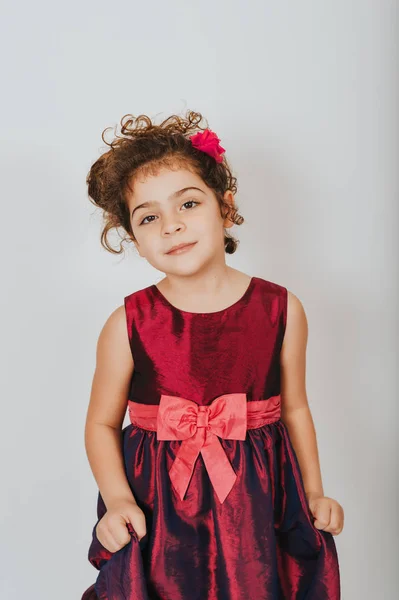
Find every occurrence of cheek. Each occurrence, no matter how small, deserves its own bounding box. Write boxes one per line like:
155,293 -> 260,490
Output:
134,221 -> 165,249
207,212 -> 225,236
194,205 -> 223,231
133,226 -> 157,250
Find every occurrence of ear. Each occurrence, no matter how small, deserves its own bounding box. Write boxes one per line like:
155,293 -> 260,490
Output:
222,190 -> 235,229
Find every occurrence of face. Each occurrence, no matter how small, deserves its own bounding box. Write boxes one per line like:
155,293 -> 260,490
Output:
126,166 -> 235,276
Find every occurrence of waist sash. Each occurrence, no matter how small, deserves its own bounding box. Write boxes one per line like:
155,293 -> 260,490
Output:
128,393 -> 281,504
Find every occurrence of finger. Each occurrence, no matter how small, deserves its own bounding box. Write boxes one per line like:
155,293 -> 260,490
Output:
96,524 -> 120,552
313,503 -> 332,530
111,517 -> 134,547
127,510 -> 147,540
324,506 -> 344,534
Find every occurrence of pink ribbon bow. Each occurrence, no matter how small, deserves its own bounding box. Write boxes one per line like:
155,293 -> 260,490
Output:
189,129 -> 226,163
157,393 -> 247,503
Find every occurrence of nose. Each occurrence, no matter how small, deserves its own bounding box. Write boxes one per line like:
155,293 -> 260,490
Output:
162,216 -> 185,235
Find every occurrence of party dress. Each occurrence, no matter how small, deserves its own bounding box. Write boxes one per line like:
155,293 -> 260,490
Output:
82,276 -> 340,599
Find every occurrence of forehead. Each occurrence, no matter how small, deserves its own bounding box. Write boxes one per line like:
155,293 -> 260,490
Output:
128,166 -> 206,204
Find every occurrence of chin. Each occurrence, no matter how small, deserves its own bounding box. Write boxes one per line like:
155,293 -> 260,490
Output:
161,258 -> 207,277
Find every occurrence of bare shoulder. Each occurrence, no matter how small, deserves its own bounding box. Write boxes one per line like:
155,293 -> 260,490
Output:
96,303 -> 134,376
97,304 -> 131,351
281,290 -> 308,356
85,304 -> 134,429
287,290 -> 308,327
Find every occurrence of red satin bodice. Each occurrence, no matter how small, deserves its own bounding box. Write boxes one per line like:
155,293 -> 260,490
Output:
124,276 -> 286,406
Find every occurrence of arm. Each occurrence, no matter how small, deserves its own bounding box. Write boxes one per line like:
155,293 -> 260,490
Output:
84,304 -> 137,509
279,291 -> 324,500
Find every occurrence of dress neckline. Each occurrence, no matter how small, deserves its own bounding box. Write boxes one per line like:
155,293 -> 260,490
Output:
151,276 -> 256,316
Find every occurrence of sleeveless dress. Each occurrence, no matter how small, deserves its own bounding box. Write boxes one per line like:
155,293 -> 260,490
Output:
82,276 -> 341,600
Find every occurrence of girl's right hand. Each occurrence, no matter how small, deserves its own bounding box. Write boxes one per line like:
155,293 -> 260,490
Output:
95,499 -> 147,553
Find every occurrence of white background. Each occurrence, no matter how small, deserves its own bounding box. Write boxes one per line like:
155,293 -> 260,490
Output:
1,1 -> 397,598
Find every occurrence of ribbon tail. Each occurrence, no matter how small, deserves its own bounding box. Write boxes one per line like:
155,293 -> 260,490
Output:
201,436 -> 237,504
168,435 -> 202,501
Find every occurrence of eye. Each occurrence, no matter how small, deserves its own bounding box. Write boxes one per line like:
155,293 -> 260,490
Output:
139,214 -> 156,225
182,199 -> 199,210
138,199 -> 199,225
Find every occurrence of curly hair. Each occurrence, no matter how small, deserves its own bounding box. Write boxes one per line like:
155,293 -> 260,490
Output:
86,110 -> 244,255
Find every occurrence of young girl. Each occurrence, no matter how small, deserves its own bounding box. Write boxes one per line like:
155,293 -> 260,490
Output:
81,110 -> 343,600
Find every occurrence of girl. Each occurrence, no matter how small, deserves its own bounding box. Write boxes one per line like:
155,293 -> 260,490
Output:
81,111 -> 343,600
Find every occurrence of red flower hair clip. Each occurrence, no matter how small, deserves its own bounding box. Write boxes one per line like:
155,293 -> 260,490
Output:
189,129 -> 226,163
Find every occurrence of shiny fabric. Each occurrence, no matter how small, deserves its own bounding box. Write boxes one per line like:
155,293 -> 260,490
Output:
82,276 -> 341,599
131,393 -> 281,503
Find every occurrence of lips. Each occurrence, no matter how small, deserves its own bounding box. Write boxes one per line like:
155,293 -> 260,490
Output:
166,242 -> 197,254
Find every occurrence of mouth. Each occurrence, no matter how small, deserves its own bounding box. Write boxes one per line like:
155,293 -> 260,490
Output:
166,242 -> 197,255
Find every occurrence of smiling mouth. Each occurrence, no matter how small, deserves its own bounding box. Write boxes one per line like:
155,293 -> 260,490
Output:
166,242 -> 197,255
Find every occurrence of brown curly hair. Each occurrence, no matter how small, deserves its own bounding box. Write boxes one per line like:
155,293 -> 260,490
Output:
86,110 -> 244,255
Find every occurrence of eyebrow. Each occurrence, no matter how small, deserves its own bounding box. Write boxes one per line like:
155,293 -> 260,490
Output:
131,186 -> 205,219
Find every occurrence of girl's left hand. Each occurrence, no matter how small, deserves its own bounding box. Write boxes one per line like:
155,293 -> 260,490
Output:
306,492 -> 344,536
